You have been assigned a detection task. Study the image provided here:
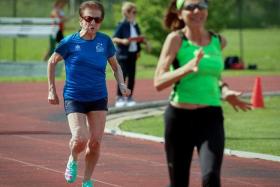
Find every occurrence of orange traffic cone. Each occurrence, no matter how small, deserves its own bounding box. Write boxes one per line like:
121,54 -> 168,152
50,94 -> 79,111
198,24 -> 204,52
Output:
251,77 -> 264,108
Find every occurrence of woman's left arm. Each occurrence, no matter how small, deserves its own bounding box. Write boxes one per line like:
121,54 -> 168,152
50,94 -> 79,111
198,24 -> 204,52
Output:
108,55 -> 131,97
220,82 -> 252,111
219,35 -> 251,111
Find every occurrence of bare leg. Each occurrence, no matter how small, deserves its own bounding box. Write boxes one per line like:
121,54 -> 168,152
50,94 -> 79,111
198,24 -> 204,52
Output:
83,111 -> 106,181
67,113 -> 88,161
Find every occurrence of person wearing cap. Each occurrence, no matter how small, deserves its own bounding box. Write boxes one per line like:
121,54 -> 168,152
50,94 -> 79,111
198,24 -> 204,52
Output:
154,0 -> 251,186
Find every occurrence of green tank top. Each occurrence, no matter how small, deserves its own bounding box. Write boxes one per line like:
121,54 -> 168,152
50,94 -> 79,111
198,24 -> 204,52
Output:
170,32 -> 224,106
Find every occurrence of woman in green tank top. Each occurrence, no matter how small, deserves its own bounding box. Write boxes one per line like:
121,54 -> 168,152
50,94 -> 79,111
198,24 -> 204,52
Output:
154,0 -> 251,186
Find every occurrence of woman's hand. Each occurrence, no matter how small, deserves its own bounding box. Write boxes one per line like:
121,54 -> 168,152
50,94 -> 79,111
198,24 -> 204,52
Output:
184,48 -> 204,73
223,87 -> 252,111
122,38 -> 130,45
226,95 -> 252,112
193,48 -> 204,72
119,83 -> 131,97
48,90 -> 59,105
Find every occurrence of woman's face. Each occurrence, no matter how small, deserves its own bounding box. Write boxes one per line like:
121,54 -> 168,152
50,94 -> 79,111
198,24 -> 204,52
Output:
80,7 -> 103,35
179,0 -> 208,28
126,8 -> 137,22
57,2 -> 66,8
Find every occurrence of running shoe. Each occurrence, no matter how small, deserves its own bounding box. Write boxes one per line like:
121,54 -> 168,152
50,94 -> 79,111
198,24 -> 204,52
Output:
64,157 -> 78,183
115,96 -> 126,107
126,96 -> 136,107
82,180 -> 94,187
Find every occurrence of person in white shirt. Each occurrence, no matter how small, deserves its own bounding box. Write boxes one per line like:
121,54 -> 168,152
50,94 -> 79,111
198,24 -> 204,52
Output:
112,1 -> 151,107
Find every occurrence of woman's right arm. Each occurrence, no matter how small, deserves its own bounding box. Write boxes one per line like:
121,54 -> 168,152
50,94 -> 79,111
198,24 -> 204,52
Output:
154,32 -> 203,91
107,55 -> 131,97
47,52 -> 63,105
112,23 -> 130,46
112,37 -> 130,46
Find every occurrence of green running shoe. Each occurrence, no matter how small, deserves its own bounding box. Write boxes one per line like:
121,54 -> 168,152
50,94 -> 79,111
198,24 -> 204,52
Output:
64,157 -> 78,183
82,180 -> 94,187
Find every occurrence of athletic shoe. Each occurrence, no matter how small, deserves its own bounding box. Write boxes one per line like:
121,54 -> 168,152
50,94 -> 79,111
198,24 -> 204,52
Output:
82,180 -> 94,187
115,96 -> 126,107
126,97 -> 136,107
64,157 -> 78,183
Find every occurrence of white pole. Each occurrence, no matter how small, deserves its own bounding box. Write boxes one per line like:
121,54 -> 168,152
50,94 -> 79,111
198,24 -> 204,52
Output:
69,0 -> 75,16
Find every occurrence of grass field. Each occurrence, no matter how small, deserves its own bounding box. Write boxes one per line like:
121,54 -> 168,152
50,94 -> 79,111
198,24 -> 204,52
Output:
0,28 -> 279,82
222,29 -> 280,72
120,96 -> 280,156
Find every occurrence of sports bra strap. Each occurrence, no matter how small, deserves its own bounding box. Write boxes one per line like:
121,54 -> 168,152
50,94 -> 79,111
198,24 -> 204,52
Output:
209,31 -> 222,44
178,30 -> 221,44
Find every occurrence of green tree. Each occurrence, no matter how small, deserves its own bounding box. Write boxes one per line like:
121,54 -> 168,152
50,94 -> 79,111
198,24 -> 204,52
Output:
136,0 -> 169,55
135,0 -> 234,55
113,0 -> 279,55
207,0 -> 235,30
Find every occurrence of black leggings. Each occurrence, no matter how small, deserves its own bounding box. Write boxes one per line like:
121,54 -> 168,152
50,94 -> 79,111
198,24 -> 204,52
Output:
164,104 -> 225,187
117,52 -> 137,97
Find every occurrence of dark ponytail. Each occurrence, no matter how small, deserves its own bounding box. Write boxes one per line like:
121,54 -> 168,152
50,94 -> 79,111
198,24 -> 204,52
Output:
164,0 -> 184,31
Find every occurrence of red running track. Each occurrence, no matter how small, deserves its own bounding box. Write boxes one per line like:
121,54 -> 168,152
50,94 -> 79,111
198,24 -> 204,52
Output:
0,76 -> 280,187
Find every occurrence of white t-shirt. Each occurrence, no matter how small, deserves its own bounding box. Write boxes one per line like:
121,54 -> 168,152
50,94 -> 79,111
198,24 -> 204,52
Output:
128,23 -> 138,52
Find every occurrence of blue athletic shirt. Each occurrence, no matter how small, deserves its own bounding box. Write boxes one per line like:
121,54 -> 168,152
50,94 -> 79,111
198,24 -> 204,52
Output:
55,32 -> 116,101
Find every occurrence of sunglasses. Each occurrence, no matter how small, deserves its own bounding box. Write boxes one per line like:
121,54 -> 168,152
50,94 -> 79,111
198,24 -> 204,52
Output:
128,9 -> 137,15
182,2 -> 208,11
82,16 -> 103,24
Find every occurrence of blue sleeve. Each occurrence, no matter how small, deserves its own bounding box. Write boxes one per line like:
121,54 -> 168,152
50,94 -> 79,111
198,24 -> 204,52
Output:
107,37 -> 116,59
54,38 -> 68,59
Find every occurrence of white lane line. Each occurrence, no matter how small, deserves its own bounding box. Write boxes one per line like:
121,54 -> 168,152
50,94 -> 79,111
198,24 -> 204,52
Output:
11,135 -> 267,186
15,135 -> 66,146
0,153 -> 122,187
15,135 -> 166,166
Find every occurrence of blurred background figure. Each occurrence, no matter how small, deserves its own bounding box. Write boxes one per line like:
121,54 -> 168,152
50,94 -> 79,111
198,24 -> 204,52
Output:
43,0 -> 68,61
112,1 -> 151,107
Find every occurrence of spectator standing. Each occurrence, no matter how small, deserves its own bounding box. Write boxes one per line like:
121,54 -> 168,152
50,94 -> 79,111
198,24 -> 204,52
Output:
113,1 -> 151,107
44,0 -> 68,61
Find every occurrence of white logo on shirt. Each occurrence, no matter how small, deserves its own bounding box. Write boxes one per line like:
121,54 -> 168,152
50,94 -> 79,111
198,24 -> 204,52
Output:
75,45 -> 81,51
96,43 -> 104,52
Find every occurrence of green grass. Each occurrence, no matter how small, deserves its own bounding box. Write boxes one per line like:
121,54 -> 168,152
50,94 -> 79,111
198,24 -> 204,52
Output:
120,96 -> 280,156
0,28 -> 279,82
0,38 -> 49,61
221,29 -> 280,72
0,76 -> 48,82
0,76 -> 67,83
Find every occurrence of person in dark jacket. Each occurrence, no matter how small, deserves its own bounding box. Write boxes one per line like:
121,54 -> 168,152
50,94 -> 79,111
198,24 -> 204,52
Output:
113,1 -> 151,107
